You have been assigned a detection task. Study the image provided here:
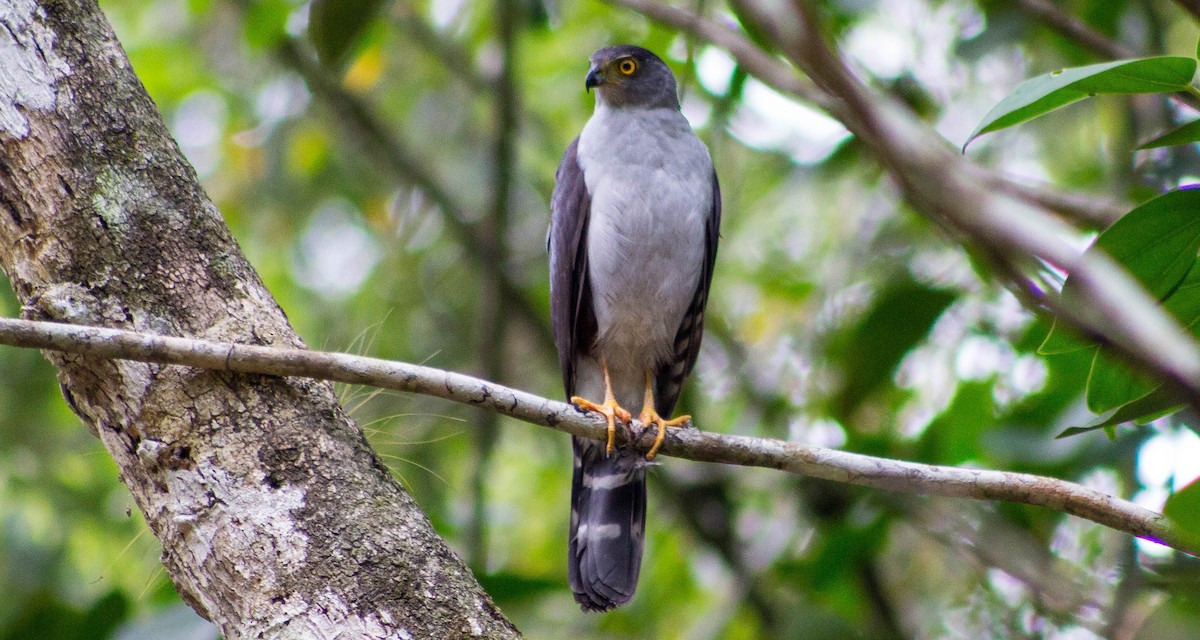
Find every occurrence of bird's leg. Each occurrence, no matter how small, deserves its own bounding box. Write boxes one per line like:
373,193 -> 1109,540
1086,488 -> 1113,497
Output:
571,356 -> 632,455
638,370 -> 691,460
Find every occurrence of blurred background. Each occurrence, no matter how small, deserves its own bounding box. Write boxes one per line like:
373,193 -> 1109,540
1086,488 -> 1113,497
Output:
3,0 -> 1200,638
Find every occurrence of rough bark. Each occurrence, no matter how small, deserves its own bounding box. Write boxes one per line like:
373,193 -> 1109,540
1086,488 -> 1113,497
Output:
0,1 -> 520,637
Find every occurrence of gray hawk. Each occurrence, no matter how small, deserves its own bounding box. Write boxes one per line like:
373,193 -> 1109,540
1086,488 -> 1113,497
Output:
549,45 -> 720,612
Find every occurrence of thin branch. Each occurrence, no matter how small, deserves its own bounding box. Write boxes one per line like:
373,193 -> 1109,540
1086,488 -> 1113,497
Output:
0,316 -> 1191,556
273,37 -> 556,353
979,170 -> 1127,228
606,0 -> 1133,231
1014,0 -> 1200,112
1013,0 -> 1137,59
619,0 -> 1200,412
1176,0 -> 1200,21
465,0 -> 521,569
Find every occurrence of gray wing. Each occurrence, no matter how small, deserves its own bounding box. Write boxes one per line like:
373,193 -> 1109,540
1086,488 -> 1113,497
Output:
655,169 -> 721,416
549,137 -> 596,397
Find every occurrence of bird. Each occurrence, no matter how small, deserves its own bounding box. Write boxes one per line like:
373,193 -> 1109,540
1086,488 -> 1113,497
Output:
548,45 -> 720,612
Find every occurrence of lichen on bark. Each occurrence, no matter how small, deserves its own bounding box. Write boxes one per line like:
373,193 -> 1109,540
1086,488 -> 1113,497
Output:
0,1 -> 519,637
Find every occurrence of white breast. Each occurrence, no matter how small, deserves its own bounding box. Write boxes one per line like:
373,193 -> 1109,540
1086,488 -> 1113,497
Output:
575,104 -> 712,400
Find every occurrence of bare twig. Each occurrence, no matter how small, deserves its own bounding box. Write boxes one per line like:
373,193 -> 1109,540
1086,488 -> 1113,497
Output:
979,169 -> 1127,228
605,0 -> 1134,230
465,0 -> 521,569
1177,0 -> 1200,21
274,38 -> 556,353
1015,0 -> 1200,112
1014,0 -> 1137,59
0,316 -> 1191,556
615,0 -> 1200,411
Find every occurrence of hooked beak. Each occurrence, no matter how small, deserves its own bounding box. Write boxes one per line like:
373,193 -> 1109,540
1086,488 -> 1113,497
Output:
585,65 -> 603,91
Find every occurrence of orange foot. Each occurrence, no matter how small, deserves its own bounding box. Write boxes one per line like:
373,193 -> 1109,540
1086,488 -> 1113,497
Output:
572,396 -> 632,454
638,408 -> 691,460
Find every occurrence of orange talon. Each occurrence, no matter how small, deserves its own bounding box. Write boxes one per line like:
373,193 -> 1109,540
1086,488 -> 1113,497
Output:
638,370 -> 691,460
571,356 -> 631,454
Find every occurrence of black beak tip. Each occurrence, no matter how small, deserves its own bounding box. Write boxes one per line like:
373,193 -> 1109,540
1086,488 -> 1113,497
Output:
585,69 -> 602,91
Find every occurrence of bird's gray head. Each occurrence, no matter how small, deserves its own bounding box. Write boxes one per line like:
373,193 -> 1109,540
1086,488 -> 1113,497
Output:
585,45 -> 679,110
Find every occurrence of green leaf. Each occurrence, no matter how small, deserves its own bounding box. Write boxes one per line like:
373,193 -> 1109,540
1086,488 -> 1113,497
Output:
1139,120 -> 1200,149
1163,256 -> 1200,326
1164,479 -> 1200,547
1043,189 -> 1200,378
308,0 -> 388,67
919,382 -> 994,465
827,280 -> 957,421
1064,187 -> 1200,304
1057,386 -> 1184,438
1083,254 -> 1200,414
1037,317 -> 1096,355
1086,347 -> 1158,414
242,0 -> 291,50
966,57 -> 1197,147
1060,258 -> 1200,437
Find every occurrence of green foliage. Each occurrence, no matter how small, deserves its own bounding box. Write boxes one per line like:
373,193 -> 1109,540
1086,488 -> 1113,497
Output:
1070,189 -> 1200,301
2,591 -> 127,640
1033,188 -> 1200,434
1138,119 -> 1200,149
1059,386 -> 1184,439
308,0 -> 390,67
826,278 -> 957,422
966,56 -> 1197,147
8,0 -> 1200,638
1164,478 -> 1200,543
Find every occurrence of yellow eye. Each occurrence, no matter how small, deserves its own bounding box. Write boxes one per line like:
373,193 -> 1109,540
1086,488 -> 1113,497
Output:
617,58 -> 638,76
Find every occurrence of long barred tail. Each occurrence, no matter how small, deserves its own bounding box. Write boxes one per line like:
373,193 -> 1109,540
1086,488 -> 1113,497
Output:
567,436 -> 647,611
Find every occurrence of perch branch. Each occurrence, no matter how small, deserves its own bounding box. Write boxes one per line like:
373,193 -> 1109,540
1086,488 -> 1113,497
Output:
0,316 -> 1191,556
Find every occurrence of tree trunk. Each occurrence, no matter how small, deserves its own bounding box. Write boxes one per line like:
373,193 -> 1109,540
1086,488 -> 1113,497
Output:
0,1 -> 519,637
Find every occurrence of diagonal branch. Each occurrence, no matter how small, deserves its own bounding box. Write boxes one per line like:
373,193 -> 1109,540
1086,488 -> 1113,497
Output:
1014,0 -> 1200,111
273,37 -> 556,353
0,316 -> 1191,557
1013,0 -> 1137,59
736,0 -> 1200,402
1176,0 -> 1200,21
607,0 -> 1132,230
613,0 -> 1200,415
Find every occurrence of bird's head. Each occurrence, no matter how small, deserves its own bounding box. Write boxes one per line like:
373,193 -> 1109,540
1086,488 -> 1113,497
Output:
585,45 -> 679,110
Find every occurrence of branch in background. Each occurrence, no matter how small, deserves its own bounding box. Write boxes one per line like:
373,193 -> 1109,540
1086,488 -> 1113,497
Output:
1013,0 -> 1137,59
394,7 -> 498,93
465,0 -> 521,569
1014,0 -> 1200,112
980,169 -> 1127,228
274,37 -> 557,353
0,316 -> 1190,556
757,1 -> 1200,401
606,0 -> 1134,231
908,499 -> 1108,632
390,7 -> 558,147
607,0 -> 837,112
615,0 -> 1200,415
1176,0 -> 1200,21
